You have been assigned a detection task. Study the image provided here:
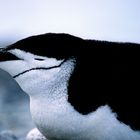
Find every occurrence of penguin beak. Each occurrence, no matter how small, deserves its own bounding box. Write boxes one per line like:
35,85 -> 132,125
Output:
0,48 -> 20,62
0,48 -> 23,77
0,48 -> 6,62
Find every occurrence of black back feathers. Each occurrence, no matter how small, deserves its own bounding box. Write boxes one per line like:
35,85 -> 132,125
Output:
4,33 -> 140,130
68,40 -> 140,131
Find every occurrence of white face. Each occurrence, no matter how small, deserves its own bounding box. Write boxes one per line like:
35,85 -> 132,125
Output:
0,49 -> 64,95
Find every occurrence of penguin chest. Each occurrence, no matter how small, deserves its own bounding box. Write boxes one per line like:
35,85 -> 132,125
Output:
30,97 -> 86,140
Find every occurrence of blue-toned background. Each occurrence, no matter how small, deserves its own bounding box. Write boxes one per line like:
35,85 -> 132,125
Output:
0,69 -> 34,138
0,0 -> 140,48
0,0 -> 140,138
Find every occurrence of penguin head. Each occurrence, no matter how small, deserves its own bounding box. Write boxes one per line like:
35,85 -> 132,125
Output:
0,48 -> 66,95
0,33 -> 82,95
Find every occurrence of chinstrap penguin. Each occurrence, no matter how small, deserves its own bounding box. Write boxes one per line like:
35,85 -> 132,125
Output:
0,33 -> 140,140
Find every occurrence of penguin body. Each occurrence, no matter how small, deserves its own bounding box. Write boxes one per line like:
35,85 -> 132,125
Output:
0,33 -> 140,140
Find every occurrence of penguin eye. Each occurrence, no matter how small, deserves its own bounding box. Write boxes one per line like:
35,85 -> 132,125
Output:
34,58 -> 45,61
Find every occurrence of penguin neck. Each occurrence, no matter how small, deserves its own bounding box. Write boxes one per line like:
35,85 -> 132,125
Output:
29,69 -> 71,129
27,58 -> 75,101
30,76 -> 68,102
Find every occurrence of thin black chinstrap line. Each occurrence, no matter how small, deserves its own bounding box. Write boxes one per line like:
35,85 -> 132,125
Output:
13,59 -> 67,78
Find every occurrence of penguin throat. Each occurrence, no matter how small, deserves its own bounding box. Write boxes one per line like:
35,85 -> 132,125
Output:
13,59 -> 66,78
